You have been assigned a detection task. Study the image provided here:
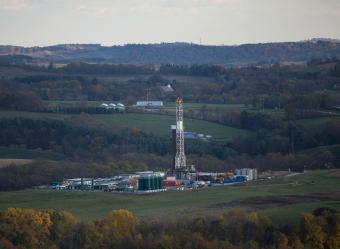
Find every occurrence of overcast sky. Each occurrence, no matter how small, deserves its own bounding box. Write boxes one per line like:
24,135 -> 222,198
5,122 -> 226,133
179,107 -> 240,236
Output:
0,0 -> 339,46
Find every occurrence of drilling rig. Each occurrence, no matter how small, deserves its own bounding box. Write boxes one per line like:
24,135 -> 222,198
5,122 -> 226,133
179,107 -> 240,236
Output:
175,97 -> 186,169
170,98 -> 195,179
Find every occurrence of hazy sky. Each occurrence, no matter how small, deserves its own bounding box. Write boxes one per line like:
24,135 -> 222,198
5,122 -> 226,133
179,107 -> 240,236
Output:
0,0 -> 339,46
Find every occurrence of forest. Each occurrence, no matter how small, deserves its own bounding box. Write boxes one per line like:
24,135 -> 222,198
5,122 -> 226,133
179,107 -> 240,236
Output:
0,207 -> 339,249
1,58 -> 340,106
1,39 -> 340,64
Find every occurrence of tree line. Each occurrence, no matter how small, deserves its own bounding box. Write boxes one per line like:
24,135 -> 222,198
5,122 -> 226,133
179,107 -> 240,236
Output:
1,59 -> 340,107
0,117 -> 231,162
0,207 -> 339,249
0,118 -> 169,161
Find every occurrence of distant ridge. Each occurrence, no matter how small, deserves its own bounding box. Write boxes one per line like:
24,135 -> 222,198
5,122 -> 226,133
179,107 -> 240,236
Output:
308,38 -> 340,43
1,39 -> 340,65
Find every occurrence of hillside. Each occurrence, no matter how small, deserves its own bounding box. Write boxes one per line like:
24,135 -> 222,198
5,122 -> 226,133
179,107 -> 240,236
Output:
0,110 -> 249,142
0,56 -> 339,191
1,39 -> 340,65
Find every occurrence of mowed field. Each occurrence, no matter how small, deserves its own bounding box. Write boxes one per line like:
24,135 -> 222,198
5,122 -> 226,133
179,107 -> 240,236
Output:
164,102 -> 285,115
94,113 -> 249,141
0,170 -> 339,223
164,102 -> 249,111
0,110 -> 249,142
295,116 -> 340,127
0,159 -> 33,168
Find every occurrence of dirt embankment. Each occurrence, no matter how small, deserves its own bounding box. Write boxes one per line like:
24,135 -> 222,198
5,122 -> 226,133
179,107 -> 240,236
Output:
212,192 -> 340,210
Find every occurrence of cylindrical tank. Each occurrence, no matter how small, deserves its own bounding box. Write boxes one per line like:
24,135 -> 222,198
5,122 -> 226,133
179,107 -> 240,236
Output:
154,176 -> 159,190
138,174 -> 164,191
151,175 -> 156,190
146,176 -> 151,190
158,176 -> 163,189
138,178 -> 143,191
143,177 -> 149,191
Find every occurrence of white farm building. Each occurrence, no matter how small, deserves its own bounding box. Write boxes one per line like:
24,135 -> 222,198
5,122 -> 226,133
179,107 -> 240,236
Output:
135,101 -> 164,108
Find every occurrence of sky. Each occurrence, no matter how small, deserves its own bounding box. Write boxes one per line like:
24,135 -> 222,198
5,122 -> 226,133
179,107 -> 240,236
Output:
0,0 -> 339,47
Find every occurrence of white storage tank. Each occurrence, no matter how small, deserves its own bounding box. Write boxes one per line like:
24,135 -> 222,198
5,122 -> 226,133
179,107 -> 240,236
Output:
235,168 -> 258,181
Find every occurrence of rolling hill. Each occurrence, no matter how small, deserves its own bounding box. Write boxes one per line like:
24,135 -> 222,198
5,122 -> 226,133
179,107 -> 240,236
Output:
1,39 -> 340,65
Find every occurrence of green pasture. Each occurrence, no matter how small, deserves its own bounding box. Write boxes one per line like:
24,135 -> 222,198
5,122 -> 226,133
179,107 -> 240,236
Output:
95,113 -> 249,141
0,110 -> 249,142
164,102 -> 249,111
0,170 -> 339,222
44,100 -> 102,107
295,116 -> 340,127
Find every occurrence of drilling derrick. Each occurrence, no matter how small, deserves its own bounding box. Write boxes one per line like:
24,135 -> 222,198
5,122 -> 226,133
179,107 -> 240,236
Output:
175,97 -> 186,169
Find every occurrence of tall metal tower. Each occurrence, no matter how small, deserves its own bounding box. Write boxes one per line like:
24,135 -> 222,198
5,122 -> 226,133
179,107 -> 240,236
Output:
175,97 -> 186,169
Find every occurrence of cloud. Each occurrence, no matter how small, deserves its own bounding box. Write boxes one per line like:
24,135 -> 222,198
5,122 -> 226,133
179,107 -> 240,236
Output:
71,0 -> 243,20
76,3 -> 113,17
0,0 -> 44,10
74,0 -> 240,14
0,0 -> 30,9
159,0 -> 240,8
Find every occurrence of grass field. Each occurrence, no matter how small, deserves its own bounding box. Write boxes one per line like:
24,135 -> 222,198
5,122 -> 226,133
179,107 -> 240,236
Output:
0,159 -> 33,168
95,113 -> 249,141
164,102 -> 285,115
300,144 -> 340,155
295,116 -> 340,127
0,170 -> 339,223
0,110 -> 66,120
164,102 -> 250,111
0,110 -> 249,142
43,100 -> 103,107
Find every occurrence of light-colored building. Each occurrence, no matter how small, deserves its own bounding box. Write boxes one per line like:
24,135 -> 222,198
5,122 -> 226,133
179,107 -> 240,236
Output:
136,101 -> 164,108
99,102 -> 125,112
116,103 -> 126,111
108,103 -> 116,109
235,168 -> 258,181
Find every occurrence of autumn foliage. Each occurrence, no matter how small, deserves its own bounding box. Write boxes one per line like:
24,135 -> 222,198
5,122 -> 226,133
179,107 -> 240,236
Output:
0,207 -> 339,249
